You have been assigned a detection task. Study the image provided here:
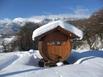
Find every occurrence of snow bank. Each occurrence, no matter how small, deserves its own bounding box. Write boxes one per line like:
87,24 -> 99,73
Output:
67,50 -> 103,64
0,54 -> 19,70
33,57 -> 103,77
0,52 -> 42,77
0,50 -> 103,77
32,20 -> 83,40
10,52 -> 40,66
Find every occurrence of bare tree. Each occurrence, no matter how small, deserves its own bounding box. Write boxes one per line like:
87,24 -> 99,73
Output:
16,22 -> 40,51
68,8 -> 103,50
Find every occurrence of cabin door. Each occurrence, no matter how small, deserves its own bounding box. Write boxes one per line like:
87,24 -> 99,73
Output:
46,40 -> 71,61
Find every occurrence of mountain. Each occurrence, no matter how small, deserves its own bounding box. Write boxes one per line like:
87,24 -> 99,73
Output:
0,15 -> 89,36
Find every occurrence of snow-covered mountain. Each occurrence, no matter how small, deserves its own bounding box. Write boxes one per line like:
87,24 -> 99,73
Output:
0,14 -> 90,35
0,19 -> 21,35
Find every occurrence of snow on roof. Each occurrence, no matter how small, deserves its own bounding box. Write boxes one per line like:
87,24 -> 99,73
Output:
32,20 -> 83,40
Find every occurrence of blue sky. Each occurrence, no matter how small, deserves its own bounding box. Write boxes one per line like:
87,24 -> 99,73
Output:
0,0 -> 103,19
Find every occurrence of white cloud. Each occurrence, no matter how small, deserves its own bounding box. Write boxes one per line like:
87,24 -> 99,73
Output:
74,8 -> 90,16
27,16 -> 46,23
42,7 -> 91,19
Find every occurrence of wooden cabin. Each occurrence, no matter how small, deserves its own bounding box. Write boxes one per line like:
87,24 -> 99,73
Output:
32,20 -> 83,66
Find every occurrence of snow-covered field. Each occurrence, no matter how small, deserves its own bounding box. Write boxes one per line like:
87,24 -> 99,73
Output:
0,50 -> 103,77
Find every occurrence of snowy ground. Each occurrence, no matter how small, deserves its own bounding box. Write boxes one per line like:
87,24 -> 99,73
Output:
0,50 -> 103,77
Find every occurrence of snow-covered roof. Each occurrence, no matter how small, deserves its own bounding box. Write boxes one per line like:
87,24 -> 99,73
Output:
32,20 -> 83,40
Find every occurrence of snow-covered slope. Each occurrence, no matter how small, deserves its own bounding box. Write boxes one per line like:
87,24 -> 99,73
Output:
0,50 -> 103,77
0,53 -> 19,70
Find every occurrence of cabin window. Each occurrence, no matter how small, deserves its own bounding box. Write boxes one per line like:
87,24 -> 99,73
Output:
47,40 -> 63,45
